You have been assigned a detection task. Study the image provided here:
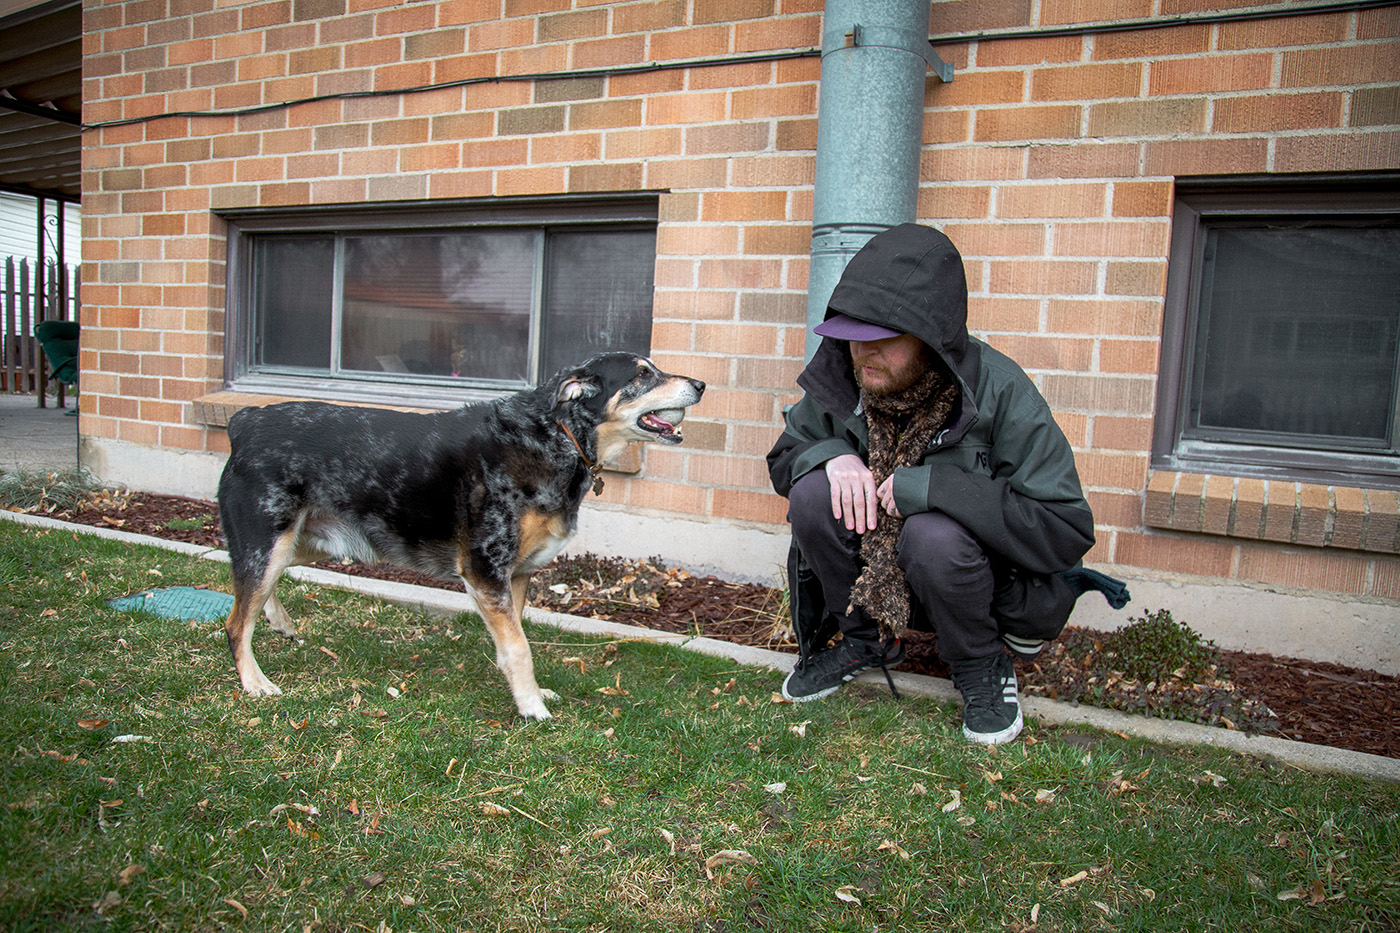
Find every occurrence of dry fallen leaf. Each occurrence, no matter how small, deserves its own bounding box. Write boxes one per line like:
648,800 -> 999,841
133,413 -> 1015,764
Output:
77,718 -> 109,730
363,871 -> 387,890
1035,788 -> 1057,806
941,790 -> 962,813
834,885 -> 862,905
117,864 -> 144,886
877,839 -> 911,860
790,721 -> 810,738
763,782 -> 787,794
704,849 -> 757,879
1060,870 -> 1089,887
479,802 -> 511,817
223,898 -> 248,921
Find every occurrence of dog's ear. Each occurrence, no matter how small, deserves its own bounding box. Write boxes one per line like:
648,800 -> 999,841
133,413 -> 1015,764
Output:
556,372 -> 600,405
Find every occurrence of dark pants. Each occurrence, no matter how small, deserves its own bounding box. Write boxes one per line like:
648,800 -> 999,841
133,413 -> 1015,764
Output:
788,470 -> 1061,665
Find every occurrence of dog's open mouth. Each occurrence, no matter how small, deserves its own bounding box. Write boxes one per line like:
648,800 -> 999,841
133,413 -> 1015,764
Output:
639,408 -> 686,443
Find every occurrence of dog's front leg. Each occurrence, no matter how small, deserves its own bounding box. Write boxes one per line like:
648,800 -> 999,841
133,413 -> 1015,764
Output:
475,581 -> 552,720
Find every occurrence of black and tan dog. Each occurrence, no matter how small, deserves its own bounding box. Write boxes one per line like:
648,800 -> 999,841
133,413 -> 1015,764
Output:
216,353 -> 704,719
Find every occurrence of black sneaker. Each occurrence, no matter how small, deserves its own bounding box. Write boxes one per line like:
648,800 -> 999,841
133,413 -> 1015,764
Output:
951,652 -> 1023,745
781,636 -> 906,702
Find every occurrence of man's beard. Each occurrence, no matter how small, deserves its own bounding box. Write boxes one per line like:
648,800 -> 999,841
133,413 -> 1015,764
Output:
854,351 -> 930,397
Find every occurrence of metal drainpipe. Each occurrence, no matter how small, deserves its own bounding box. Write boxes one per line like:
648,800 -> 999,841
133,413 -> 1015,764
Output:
805,0 -> 953,359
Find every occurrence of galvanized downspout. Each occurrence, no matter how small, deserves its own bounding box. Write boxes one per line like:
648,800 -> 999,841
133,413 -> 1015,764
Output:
806,0 -> 953,359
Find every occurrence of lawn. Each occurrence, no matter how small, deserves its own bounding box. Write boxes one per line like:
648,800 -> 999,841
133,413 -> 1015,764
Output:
1,520 -> 1397,932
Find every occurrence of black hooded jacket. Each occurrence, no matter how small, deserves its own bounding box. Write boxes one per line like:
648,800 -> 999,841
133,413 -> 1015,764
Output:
767,224 -> 1094,575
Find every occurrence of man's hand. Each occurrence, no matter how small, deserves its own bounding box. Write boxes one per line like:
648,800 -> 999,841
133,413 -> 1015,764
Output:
825,453 -> 879,533
876,475 -> 902,519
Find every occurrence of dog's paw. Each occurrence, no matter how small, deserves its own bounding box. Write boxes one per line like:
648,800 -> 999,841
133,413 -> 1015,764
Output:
517,695 -> 553,720
540,688 -> 560,701
242,676 -> 283,697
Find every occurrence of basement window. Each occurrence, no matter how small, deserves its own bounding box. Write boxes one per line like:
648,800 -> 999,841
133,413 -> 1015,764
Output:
1154,176 -> 1400,487
222,197 -> 658,407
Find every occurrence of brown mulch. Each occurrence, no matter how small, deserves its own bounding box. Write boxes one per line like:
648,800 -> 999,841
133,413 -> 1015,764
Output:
37,491 -> 1400,761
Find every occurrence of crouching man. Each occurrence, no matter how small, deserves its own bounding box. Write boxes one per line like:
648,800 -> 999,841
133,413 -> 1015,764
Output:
768,224 -> 1122,745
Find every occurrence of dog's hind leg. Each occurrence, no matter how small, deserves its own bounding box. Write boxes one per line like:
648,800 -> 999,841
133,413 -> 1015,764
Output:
470,577 -> 552,720
225,526 -> 301,696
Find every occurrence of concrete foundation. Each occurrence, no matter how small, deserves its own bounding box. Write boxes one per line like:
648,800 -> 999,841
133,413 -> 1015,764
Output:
70,434 -> 1400,676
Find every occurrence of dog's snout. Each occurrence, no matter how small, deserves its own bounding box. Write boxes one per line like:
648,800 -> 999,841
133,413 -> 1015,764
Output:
689,378 -> 705,396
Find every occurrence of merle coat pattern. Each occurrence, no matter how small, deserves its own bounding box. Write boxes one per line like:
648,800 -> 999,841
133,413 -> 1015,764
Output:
217,353 -> 704,719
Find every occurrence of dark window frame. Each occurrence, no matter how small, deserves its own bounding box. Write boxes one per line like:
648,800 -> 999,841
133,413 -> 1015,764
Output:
1153,173 -> 1400,489
220,195 -> 660,409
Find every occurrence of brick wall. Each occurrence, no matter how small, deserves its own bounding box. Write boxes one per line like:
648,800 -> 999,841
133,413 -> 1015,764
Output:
80,0 -> 1400,597
920,0 -> 1400,599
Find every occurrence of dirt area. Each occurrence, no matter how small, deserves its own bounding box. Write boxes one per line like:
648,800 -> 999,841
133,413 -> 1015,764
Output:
34,491 -> 1399,760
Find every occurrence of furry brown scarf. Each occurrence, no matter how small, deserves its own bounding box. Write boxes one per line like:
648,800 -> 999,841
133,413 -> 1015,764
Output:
847,364 -> 959,640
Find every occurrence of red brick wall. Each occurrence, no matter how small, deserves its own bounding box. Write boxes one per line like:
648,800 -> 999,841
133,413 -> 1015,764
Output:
80,0 -> 1400,596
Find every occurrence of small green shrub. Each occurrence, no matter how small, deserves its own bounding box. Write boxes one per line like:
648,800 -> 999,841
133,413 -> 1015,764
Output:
0,468 -> 111,515
1104,608 -> 1219,683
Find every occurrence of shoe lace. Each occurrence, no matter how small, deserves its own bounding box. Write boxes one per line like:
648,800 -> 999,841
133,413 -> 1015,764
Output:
801,638 -> 901,700
954,659 -> 1003,709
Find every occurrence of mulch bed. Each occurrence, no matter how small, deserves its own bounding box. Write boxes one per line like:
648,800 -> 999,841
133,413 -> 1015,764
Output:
30,491 -> 1399,761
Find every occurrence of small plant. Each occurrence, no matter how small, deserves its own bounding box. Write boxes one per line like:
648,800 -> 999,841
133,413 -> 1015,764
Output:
164,515 -> 211,531
0,468 -> 115,515
1104,608 -> 1220,683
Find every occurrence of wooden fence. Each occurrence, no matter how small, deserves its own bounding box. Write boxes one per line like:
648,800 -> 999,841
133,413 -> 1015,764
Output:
2,256 -> 80,404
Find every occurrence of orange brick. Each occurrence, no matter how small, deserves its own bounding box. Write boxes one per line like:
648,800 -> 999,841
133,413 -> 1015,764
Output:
997,183 -> 1108,219
984,333 -> 1092,371
573,35 -> 648,69
1105,261 -> 1166,298
1211,92 -> 1343,133
1144,138 -> 1269,176
698,258 -> 784,290
1168,471 -> 1206,532
1235,545 -> 1370,596
966,297 -> 1040,334
701,190 -> 789,222
1087,98 -> 1207,137
1092,23 -> 1210,59
1148,53 -> 1273,95
657,224 -> 741,256
614,0 -> 687,33
605,127 -> 683,159
626,477 -> 710,515
1078,451 -> 1149,491
1093,415 -> 1152,452
1202,474 -> 1234,537
742,223 -> 807,256
735,356 -> 803,389
1233,478 -> 1266,539
1274,131 -> 1400,174
692,386 -> 779,421
647,92 -> 728,125
1296,483 -> 1331,547
922,145 -> 1027,181
1363,489 -> 1400,552
974,104 -> 1081,142
687,452 -> 771,489
1261,481 -> 1298,543
733,83 -> 816,119
926,69 -> 1024,109
1040,373 -> 1155,415
649,25 -> 732,62
1053,221 -> 1170,259
1331,485 -> 1367,550
647,158 -> 728,189
735,14 -> 819,53
712,488 -> 788,525
942,221 -> 1045,257
1099,339 -> 1159,376
1111,181 -> 1171,218
987,260 -> 1097,296
569,99 -> 642,131
1114,529 -> 1236,579
687,122 -> 771,157
1031,62 -> 1141,102
976,36 -> 1082,68
537,7 -> 607,41
916,184 -> 992,220
1285,41 -> 1400,87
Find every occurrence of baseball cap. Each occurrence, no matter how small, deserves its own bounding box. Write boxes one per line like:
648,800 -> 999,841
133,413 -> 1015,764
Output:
813,312 -> 903,342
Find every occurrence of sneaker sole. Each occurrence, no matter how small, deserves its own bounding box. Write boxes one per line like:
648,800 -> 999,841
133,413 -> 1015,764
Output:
963,708 -> 1024,745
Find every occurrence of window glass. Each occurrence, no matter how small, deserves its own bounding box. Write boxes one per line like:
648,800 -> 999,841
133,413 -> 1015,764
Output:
252,236 -> 334,369
1190,224 -> 1400,448
540,229 -> 657,378
342,232 -> 535,384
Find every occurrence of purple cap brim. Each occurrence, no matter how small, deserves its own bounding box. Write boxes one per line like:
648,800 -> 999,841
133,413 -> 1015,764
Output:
813,312 -> 903,342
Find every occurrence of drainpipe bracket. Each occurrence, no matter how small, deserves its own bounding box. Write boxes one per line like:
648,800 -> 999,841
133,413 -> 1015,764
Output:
839,23 -> 954,83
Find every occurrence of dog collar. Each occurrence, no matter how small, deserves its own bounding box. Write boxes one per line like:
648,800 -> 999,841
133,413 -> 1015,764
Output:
556,420 -> 604,496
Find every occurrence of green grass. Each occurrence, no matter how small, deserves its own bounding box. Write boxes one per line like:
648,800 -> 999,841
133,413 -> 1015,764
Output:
1,520 -> 1397,932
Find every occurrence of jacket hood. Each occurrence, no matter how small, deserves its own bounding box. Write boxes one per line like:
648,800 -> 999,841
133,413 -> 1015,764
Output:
799,224 -> 979,415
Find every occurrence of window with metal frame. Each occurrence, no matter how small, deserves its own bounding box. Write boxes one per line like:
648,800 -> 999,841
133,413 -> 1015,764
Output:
1154,176 -> 1400,488
222,197 -> 658,406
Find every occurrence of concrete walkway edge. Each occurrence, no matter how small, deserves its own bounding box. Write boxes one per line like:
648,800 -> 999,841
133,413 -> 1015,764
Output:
5,507 -> 1397,784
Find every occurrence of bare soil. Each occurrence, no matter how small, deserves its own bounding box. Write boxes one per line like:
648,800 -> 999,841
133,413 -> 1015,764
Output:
44,492 -> 1399,760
